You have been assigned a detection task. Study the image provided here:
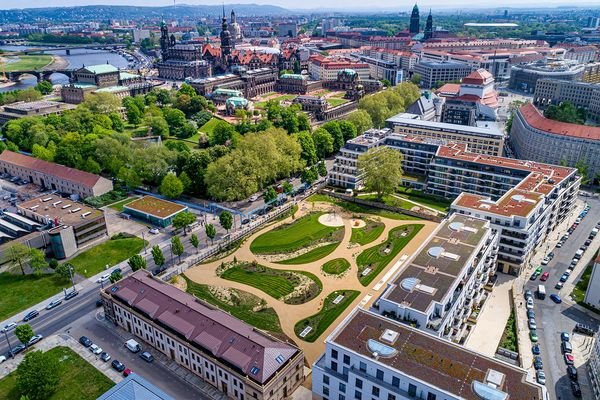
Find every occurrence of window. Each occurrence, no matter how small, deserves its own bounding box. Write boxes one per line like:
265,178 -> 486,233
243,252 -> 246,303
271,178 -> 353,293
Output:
392,377 -> 400,388
371,387 -> 379,397
427,394 -> 436,400
359,362 -> 366,372
354,391 -> 362,400
324,387 -> 330,396
323,375 -> 330,385
331,361 -> 338,372
331,349 -> 339,360
343,355 -> 351,365
339,395 -> 346,400
355,379 -> 363,389
408,384 -> 417,397
376,370 -> 383,380
387,395 -> 396,400
339,383 -> 346,392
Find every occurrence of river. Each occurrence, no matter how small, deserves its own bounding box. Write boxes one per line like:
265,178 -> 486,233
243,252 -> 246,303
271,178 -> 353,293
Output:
0,46 -> 131,93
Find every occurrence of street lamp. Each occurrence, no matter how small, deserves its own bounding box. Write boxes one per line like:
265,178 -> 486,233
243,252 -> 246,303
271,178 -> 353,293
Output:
3,329 -> 13,358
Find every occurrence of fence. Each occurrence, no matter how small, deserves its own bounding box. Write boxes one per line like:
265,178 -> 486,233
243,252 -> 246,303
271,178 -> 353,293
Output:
319,190 -> 444,223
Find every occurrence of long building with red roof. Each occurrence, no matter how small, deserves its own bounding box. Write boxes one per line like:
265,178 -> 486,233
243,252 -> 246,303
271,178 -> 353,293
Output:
510,103 -> 600,182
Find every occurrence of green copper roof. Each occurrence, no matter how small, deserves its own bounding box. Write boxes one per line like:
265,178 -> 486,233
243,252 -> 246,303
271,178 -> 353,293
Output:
82,64 -> 119,75
95,85 -> 129,93
280,74 -> 306,80
119,72 -> 140,80
226,97 -> 249,107
213,88 -> 243,97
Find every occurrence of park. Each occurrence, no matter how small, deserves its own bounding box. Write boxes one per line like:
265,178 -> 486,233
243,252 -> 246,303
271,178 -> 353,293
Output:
183,194 -> 437,362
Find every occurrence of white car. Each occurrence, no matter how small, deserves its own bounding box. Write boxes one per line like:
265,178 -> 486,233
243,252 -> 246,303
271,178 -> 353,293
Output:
27,334 -> 43,346
97,274 -> 110,283
0,355 -> 6,363
149,228 -> 160,235
1,322 -> 17,333
541,257 -> 550,265
89,344 -> 103,355
526,298 -> 534,310
249,195 -> 259,202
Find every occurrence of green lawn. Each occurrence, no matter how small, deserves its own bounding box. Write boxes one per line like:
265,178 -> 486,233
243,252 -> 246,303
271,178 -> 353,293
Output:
0,346 -> 114,400
350,219 -> 385,245
499,310 -> 518,352
0,273 -> 70,321
358,194 -> 415,210
306,194 -> 421,221
255,94 -> 297,108
250,212 -> 343,254
67,236 -> 146,277
572,263 -> 593,304
327,98 -> 348,107
357,224 -> 424,286
184,276 -> 282,332
220,262 -> 322,304
322,258 -> 351,275
396,187 -> 451,212
4,55 -> 52,72
199,117 -> 226,134
107,196 -> 139,212
276,243 -> 340,265
122,123 -> 149,137
294,290 -> 360,342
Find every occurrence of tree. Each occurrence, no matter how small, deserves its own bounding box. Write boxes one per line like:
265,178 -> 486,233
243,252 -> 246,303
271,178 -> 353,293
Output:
205,223 -> 216,245
117,167 -> 141,189
29,249 -> 48,277
322,121 -> 345,152
358,147 -> 403,201
151,245 -> 165,268
190,234 -> 200,253
544,101 -> 586,124
345,110 -> 373,134
15,324 -> 35,346
109,271 -> 122,283
209,121 -> 236,146
16,350 -> 59,400
83,92 -> 121,114
219,211 -> 233,233
128,254 -> 147,272
301,167 -> 318,185
172,211 -> 196,235
163,108 -> 187,133
339,120 -> 358,141
410,73 -> 422,86
171,236 -> 184,263
146,115 -> 169,137
576,160 -> 591,185
380,79 -> 392,87
55,263 -> 72,281
125,103 -> 143,126
159,173 -> 184,199
7,243 -> 31,275
34,80 -> 53,95
282,181 -> 294,195
312,128 -> 334,159
317,161 -> 327,177
263,187 -> 277,204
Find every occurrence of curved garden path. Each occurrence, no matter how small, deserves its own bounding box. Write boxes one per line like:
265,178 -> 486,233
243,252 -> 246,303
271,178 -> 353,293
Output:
185,200 -> 437,363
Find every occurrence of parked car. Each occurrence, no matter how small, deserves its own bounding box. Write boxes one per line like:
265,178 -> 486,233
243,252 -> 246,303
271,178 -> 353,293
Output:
1,322 -> 17,333
541,257 -> 550,265
540,272 -> 550,281
561,341 -> 573,354
555,282 -> 564,290
0,355 -> 6,363
530,272 -> 540,281
140,351 -> 154,363
149,228 -> 160,235
530,330 -> 538,342
556,242 -> 563,248
112,268 -> 122,276
574,323 -> 596,336
548,252 -> 555,259
567,365 -> 578,381
533,356 -> 543,370
535,266 -> 543,274
97,274 -> 110,283
550,294 -> 562,304
89,344 -> 103,355
22,310 -> 39,322
123,368 -> 133,377
527,309 -> 535,319
528,319 -> 537,330
111,360 -> 126,372
46,298 -> 62,310
560,274 -> 569,283
79,336 -> 92,347
524,290 -> 533,300
536,370 -> 546,385
100,352 -> 111,362
532,344 -> 541,355
65,290 -> 79,300
561,332 -> 571,342
27,334 -> 43,346
564,353 -> 575,365
7,344 -> 26,357
526,298 -> 534,309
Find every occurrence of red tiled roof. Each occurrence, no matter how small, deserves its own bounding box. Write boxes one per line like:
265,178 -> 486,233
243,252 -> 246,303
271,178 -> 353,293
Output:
435,83 -> 460,96
0,151 -> 103,189
462,68 -> 493,85
519,103 -> 600,141
107,271 -> 300,384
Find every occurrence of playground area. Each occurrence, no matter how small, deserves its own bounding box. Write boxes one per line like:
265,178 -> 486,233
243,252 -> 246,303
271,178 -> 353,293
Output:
184,196 -> 438,363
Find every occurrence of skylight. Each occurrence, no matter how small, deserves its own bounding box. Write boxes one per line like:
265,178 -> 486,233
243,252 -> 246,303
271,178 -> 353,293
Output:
250,366 -> 261,375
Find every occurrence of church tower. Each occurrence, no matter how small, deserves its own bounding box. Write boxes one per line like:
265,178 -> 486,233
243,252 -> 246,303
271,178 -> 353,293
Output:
160,20 -> 170,58
220,5 -> 233,61
424,10 -> 433,40
409,4 -> 420,35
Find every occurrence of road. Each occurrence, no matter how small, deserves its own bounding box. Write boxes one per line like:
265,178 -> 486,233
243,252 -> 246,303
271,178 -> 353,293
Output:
525,195 -> 600,400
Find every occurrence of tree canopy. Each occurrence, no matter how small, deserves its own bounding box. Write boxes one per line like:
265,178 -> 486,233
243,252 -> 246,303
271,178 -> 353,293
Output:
358,147 -> 404,200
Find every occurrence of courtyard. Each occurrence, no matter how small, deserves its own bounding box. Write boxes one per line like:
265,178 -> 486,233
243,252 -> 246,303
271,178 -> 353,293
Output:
184,196 -> 437,363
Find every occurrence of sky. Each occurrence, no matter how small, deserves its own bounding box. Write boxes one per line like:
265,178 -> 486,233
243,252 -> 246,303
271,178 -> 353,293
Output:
2,0 -> 599,10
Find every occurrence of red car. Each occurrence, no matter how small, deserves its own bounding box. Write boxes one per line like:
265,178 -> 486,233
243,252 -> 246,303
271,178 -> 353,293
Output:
123,368 -> 133,377
540,272 -> 550,281
564,354 -> 575,365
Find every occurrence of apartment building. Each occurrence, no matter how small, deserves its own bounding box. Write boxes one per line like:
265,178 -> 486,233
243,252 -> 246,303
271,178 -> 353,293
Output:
377,214 -> 498,343
308,55 -> 370,81
413,61 -> 475,89
0,151 -> 113,198
510,103 -> 600,180
584,256 -> 600,309
509,59 -> 585,93
102,271 -> 305,400
588,324 -> 600,400
329,129 -> 580,275
312,309 -> 544,400
386,114 -> 504,156
533,79 -> 600,122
